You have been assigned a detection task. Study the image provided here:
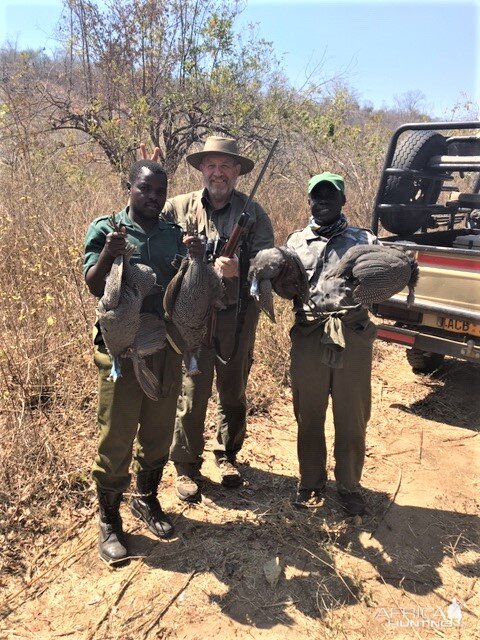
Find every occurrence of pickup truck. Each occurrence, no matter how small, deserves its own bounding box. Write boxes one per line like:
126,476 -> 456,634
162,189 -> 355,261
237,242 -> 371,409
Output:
371,121 -> 480,372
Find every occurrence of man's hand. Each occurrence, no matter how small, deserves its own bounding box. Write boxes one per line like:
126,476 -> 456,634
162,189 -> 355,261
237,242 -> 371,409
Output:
140,143 -> 161,162
183,234 -> 205,259
215,255 -> 239,279
86,226 -> 128,297
104,226 -> 127,257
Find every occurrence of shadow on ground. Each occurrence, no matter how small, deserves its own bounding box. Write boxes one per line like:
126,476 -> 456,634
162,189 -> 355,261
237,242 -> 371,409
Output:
391,359 -> 480,431
120,463 -> 478,628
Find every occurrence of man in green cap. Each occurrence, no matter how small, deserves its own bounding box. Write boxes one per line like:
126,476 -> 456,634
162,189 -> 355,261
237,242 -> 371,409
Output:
163,136 -> 274,501
286,172 -> 378,516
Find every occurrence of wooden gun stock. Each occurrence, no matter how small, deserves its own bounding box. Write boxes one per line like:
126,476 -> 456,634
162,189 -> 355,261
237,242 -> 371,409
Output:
205,212 -> 250,346
219,212 -> 250,258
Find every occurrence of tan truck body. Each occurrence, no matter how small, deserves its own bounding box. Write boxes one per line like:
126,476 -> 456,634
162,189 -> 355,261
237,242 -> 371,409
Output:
375,233 -> 480,365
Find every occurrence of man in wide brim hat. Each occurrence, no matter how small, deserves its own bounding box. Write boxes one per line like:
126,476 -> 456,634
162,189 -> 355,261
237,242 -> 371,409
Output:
163,135 -> 274,502
186,136 -> 255,175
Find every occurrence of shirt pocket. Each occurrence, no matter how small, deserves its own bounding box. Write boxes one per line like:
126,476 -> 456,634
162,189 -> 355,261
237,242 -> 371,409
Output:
288,239 -> 317,278
302,255 -> 317,282
127,249 -> 142,265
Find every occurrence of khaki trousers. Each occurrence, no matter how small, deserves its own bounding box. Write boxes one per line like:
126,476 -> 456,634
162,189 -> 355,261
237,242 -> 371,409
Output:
92,343 -> 182,493
290,320 -> 376,492
170,300 -> 259,471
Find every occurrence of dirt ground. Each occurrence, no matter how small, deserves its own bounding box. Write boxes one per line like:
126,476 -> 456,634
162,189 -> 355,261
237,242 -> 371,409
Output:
1,342 -> 479,640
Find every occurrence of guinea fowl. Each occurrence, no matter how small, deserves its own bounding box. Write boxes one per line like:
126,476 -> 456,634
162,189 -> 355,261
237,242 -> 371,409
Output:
164,251 -> 225,375
322,244 -> 419,306
97,216 -> 166,400
248,246 -> 309,321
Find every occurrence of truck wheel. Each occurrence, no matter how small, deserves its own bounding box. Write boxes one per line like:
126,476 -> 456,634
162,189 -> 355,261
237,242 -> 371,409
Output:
380,130 -> 447,235
406,348 -> 445,373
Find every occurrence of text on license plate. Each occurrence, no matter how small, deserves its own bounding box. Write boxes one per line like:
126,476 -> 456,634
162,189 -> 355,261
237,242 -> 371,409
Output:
422,313 -> 480,337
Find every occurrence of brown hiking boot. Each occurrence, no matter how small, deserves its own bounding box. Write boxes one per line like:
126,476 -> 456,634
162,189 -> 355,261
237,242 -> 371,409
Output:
175,474 -> 201,502
216,459 -> 242,488
292,488 -> 325,509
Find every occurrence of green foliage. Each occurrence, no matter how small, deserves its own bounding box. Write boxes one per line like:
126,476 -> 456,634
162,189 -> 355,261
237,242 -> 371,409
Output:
1,1 -> 477,582
29,0 -> 283,174
0,0 -> 444,196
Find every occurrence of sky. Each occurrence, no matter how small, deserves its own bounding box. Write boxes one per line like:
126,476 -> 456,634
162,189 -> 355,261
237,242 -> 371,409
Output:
1,0 -> 479,118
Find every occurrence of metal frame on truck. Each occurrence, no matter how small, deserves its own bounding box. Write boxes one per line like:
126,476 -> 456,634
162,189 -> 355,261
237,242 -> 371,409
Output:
371,122 -> 480,372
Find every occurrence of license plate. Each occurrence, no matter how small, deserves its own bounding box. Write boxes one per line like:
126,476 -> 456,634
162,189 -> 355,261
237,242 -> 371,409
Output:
422,313 -> 480,337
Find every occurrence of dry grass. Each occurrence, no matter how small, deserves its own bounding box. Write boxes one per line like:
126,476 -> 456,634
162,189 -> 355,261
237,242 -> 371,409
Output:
0,152 -> 121,577
0,149 -> 376,580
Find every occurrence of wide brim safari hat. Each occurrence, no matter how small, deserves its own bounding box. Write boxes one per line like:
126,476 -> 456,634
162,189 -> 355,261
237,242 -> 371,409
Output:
186,136 -> 255,175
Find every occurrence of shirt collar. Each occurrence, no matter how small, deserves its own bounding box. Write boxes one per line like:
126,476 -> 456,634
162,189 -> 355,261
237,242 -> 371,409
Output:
303,226 -> 321,243
117,207 -> 171,232
201,188 -> 234,212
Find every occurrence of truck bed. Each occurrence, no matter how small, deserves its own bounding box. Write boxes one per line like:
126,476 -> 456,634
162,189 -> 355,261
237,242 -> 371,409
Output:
382,229 -> 480,318
373,229 -> 480,363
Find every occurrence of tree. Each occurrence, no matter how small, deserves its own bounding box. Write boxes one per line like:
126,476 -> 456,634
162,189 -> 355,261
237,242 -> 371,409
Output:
0,48 -> 55,176
39,0 -> 282,176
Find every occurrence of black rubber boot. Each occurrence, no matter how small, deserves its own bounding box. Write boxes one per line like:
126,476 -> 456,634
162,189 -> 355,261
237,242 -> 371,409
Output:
130,468 -> 174,539
97,490 -> 128,565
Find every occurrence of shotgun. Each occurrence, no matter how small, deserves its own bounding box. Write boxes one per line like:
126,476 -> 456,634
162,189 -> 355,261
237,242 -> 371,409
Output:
206,139 -> 279,357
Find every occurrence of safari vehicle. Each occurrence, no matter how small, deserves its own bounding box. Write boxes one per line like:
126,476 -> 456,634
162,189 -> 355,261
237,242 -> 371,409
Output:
371,121 -> 480,372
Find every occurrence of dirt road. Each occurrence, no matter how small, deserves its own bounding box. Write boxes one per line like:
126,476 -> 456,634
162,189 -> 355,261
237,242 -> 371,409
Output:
1,343 -> 479,639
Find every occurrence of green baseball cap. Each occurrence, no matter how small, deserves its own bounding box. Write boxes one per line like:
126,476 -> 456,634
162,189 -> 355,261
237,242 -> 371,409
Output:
307,172 -> 345,195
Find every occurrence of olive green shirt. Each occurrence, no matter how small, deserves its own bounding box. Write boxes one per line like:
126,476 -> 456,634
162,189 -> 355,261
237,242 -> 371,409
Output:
84,207 -> 186,318
163,188 -> 274,304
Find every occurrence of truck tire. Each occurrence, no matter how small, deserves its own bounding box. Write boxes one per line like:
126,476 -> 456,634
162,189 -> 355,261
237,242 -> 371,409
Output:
380,130 -> 447,235
406,348 -> 445,373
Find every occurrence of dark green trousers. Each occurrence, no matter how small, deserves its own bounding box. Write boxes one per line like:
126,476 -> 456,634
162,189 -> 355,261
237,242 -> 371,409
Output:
169,300 -> 259,471
92,343 -> 182,493
290,319 -> 376,493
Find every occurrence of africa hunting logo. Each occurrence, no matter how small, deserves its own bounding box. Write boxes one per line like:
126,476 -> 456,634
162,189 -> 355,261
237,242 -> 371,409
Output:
375,598 -> 463,628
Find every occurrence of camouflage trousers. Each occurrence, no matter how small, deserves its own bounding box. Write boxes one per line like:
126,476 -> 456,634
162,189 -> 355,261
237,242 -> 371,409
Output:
290,318 -> 376,493
169,299 -> 259,473
92,342 -> 182,493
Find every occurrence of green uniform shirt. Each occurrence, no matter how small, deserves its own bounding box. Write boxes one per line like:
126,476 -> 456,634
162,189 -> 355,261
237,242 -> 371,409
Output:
84,207 -> 186,317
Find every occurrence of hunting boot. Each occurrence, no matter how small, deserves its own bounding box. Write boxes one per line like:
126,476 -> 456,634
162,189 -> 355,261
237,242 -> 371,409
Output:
215,457 -> 242,488
130,468 -> 174,538
97,490 -> 128,565
174,463 -> 202,503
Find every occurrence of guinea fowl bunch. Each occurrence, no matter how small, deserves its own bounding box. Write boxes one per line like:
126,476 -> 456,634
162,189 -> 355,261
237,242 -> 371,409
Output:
323,244 -> 419,306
